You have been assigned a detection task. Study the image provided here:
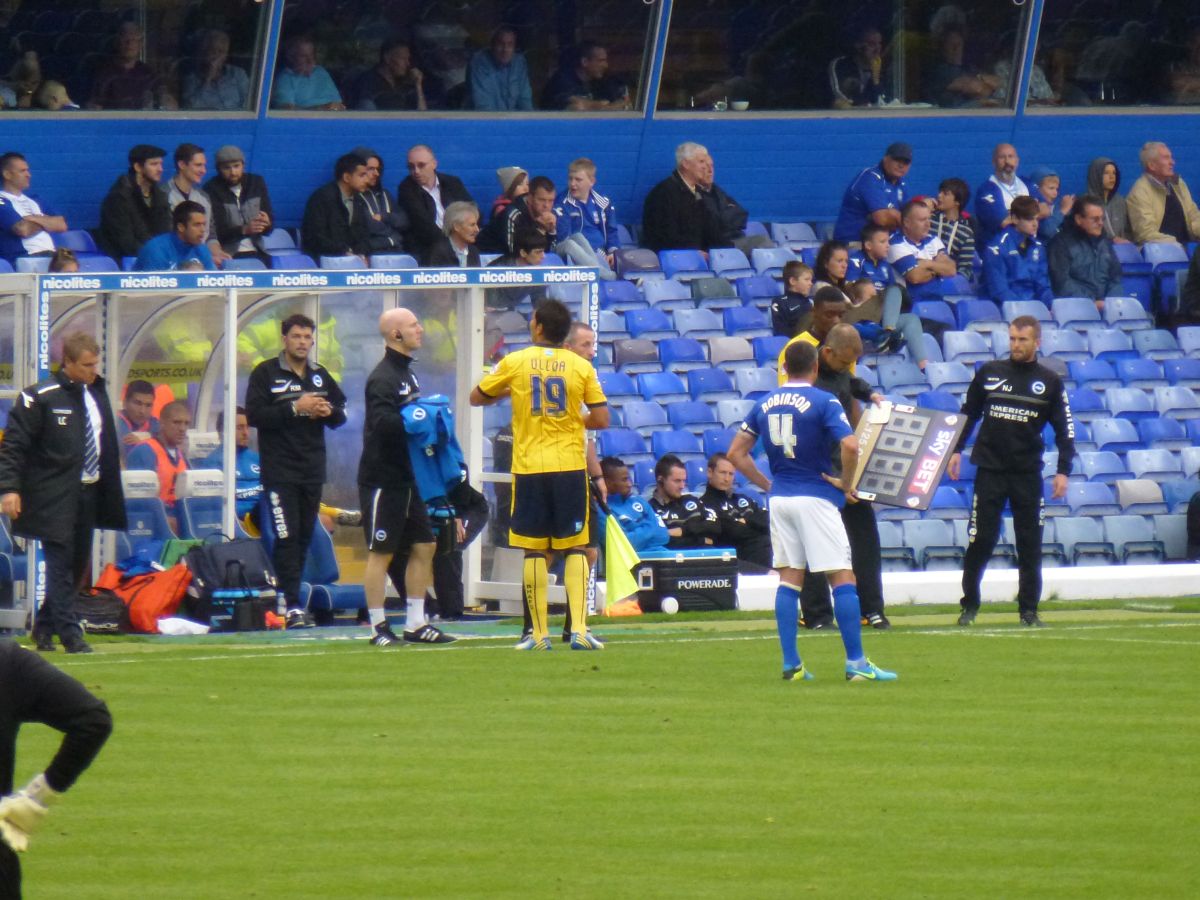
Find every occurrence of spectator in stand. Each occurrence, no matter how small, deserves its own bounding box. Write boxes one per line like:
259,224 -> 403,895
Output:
301,152 -> 371,260
829,26 -> 889,108
425,201 -> 481,267
542,40 -> 629,110
98,144 -> 171,260
771,260 -> 814,338
698,156 -> 773,254
641,142 -> 722,254
1126,141 -> 1200,246
182,28 -> 250,110
0,152 -> 66,265
924,26 -> 999,108
492,166 -> 528,219
1085,157 -> 1131,243
1027,166 -> 1074,244
134,200 -> 216,271
850,223 -> 929,359
928,177 -> 976,279
204,145 -> 274,262
469,26 -> 532,111
350,147 -> 409,256
973,143 -> 1031,247
116,379 -> 158,452
553,158 -> 620,279
34,81 -> 78,111
648,454 -> 721,550
271,35 -> 345,111
833,142 -> 911,243
87,21 -> 175,110
478,175 -> 557,255
487,226 -> 547,269
126,400 -> 191,529
1168,28 -> 1200,105
2,51 -> 41,109
600,456 -> 669,554
48,248 -> 78,272
888,198 -> 962,302
397,145 -> 473,264
165,143 -> 228,266
701,452 -> 771,572
354,38 -> 427,111
1048,194 -> 1123,310
981,195 -> 1053,305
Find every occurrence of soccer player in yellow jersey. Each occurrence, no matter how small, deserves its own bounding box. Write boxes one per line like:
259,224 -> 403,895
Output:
776,287 -> 847,384
470,299 -> 610,650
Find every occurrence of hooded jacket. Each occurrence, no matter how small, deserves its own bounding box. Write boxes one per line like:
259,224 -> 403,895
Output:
1086,157 -> 1130,242
1027,165 -> 1065,243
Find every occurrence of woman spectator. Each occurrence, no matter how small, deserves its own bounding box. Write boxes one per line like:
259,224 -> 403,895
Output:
182,29 -> 250,110
425,200 -> 481,267
928,177 -> 976,279
491,167 -> 528,220
354,38 -> 427,111
1085,157 -> 1131,242
815,239 -> 928,369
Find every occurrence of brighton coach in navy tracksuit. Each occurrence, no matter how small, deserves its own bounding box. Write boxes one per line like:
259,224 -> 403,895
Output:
947,315 -> 1074,627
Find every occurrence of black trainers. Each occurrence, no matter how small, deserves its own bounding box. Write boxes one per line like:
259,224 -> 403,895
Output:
866,613 -> 891,630
1020,612 -> 1046,627
370,623 -> 403,646
32,632 -> 55,652
957,608 -> 977,627
286,608 -> 315,629
403,623 -> 456,644
62,635 -> 93,654
802,617 -> 835,630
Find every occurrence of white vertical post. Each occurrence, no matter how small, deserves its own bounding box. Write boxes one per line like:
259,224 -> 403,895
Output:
459,286 -> 485,605
223,288 -> 238,537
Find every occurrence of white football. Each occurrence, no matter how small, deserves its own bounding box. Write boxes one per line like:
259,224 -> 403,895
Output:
661,596 -> 679,615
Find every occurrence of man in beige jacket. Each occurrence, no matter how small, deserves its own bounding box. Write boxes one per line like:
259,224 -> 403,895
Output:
1126,141 -> 1200,245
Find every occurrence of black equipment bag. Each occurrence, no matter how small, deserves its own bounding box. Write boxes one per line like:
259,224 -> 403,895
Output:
184,536 -> 278,629
73,589 -> 129,634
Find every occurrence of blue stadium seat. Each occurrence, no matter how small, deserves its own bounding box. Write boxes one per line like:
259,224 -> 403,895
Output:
1069,359 -> 1120,391
0,517 -> 28,585
1090,418 -> 1142,454
877,521 -> 917,571
598,309 -> 629,340
1071,419 -> 1096,452
1041,329 -> 1090,361
1160,477 -> 1200,513
651,430 -> 704,463
955,299 -> 1003,331
222,257 -> 267,271
598,371 -> 638,406
1067,387 -> 1107,421
1051,297 -> 1102,332
1043,480 -> 1069,517
941,330 -> 993,364
770,221 -> 817,245
877,360 -> 928,396
702,427 -> 738,458
599,279 -> 647,311
1087,329 -> 1137,362
1137,417 -> 1190,450
913,299 -> 956,332
925,361 -> 972,393
1132,329 -> 1182,361
15,257 -> 50,273
709,247 -> 755,280
597,428 -> 650,463
625,308 -> 675,340
1103,515 -> 1165,563
659,337 -> 708,372
902,519 -> 964,569
52,229 -> 99,254
1126,448 -> 1183,480
674,308 -> 726,339
684,458 -> 707,490
918,333 -> 944,364
77,256 -> 119,272
1153,514 -> 1190,559
1067,482 -> 1121,516
1054,517 -> 1116,565
270,253 -> 317,269
121,471 -> 178,551
857,362 -> 878,387
369,253 -> 419,268
1002,300 -> 1052,323
1184,445 -> 1200,477
615,223 -> 634,246
1111,242 -> 1147,270
658,249 -> 711,282
1102,296 -> 1151,331
121,256 -> 138,271
686,367 -> 739,402
642,278 -> 695,311
262,230 -> 296,254
690,276 -> 742,309
636,371 -> 688,404
1113,479 -> 1169,516
736,275 -> 782,309
716,398 -> 755,427
1154,385 -> 1200,419
1163,357 -> 1200,387
303,519 -> 367,615
751,247 -> 796,278
1077,450 -> 1128,484
735,367 -> 778,399
723,306 -> 771,338
751,336 -> 789,366
1143,242 -> 1190,311
915,390 -> 960,413
613,248 -> 664,280
319,255 -> 367,269
1179,326 -> 1200,359
612,338 -> 661,373
1104,387 -> 1156,421
926,485 -> 969,520
631,459 -> 655,490
708,337 -> 757,372
666,401 -> 719,434
1114,358 -> 1167,388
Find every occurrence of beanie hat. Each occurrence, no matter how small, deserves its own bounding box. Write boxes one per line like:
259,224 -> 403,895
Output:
497,166 -> 527,193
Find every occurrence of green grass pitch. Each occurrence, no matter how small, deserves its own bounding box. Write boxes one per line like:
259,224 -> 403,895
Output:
14,602 -> 1200,899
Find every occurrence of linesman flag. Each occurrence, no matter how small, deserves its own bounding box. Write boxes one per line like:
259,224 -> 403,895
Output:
604,515 -> 640,612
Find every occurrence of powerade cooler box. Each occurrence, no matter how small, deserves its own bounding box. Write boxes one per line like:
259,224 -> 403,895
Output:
634,548 -> 739,612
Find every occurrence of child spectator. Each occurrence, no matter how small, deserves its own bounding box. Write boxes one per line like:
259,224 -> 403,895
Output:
771,260 -> 813,337
48,248 -> 78,273
492,166 -> 528,219
1028,166 -> 1074,243
553,157 -> 620,280
928,177 -> 976,280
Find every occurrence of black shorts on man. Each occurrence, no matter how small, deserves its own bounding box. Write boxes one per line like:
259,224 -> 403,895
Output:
360,484 -> 434,553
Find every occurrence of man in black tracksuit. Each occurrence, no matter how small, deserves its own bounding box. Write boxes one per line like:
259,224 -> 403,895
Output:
648,454 -> 721,550
245,313 -> 346,628
0,640 -> 113,896
700,453 -> 771,571
948,315 -> 1074,627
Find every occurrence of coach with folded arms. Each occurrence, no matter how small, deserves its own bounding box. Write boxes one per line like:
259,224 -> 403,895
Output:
0,333 -> 126,654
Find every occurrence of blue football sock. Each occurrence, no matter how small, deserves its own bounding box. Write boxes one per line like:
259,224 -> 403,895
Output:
832,583 -> 864,663
774,583 -> 803,671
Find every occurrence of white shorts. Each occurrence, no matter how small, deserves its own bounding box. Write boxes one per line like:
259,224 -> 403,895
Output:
768,495 -> 853,573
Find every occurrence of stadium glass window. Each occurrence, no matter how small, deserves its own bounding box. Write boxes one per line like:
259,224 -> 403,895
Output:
0,1 -> 269,113
271,0 -> 656,112
1032,0 -> 1200,108
656,0 -> 1033,112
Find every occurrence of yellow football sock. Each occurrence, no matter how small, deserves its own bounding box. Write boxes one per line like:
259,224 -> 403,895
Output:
523,554 -> 549,641
565,551 -> 589,636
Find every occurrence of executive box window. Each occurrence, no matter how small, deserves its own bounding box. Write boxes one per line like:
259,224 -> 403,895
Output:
0,0 -> 269,112
1033,0 -> 1200,108
657,0 -> 1032,112
271,0 -> 656,112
